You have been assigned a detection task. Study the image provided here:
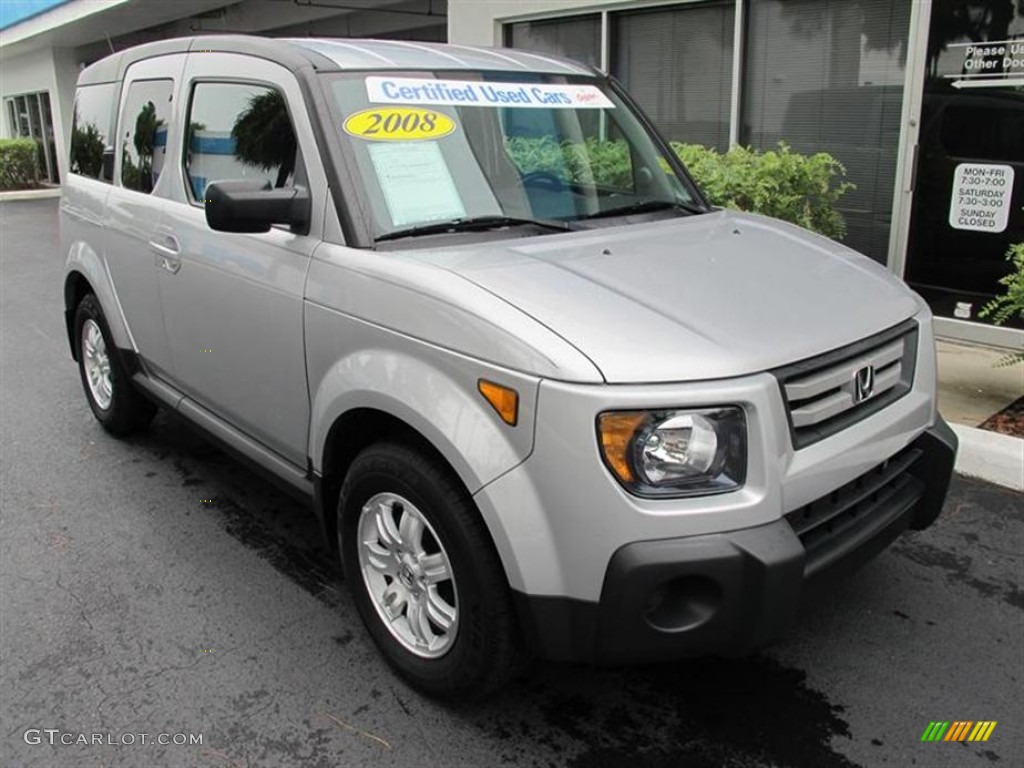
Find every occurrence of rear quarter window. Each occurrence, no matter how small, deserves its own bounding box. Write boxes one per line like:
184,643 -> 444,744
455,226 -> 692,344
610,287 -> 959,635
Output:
70,83 -> 116,181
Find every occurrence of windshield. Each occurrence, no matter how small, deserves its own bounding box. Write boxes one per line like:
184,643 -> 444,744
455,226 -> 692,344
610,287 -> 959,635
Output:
323,71 -> 705,242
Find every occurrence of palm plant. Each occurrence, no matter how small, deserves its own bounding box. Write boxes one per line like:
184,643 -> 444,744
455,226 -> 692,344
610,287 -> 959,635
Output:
230,90 -> 296,188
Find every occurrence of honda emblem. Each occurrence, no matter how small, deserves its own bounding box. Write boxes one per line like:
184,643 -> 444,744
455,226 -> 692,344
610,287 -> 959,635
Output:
853,365 -> 875,403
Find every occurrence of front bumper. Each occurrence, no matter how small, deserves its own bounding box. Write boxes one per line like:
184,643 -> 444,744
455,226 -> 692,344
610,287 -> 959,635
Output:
513,418 -> 957,664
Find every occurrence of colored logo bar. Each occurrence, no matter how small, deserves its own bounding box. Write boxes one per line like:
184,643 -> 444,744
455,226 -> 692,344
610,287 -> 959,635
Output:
920,721 -> 997,742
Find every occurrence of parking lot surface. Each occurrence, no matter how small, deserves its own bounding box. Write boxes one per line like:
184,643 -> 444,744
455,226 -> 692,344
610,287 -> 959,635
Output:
2,198 -> 1022,767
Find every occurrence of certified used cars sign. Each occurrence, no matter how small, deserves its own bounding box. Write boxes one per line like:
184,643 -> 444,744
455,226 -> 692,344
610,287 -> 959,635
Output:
366,76 -> 615,109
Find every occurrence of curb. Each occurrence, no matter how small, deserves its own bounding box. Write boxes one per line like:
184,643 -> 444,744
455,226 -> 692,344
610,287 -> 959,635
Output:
0,188 -> 61,201
950,423 -> 1023,492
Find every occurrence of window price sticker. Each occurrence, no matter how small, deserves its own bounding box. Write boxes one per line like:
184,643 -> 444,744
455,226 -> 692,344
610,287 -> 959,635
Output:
949,163 -> 1014,233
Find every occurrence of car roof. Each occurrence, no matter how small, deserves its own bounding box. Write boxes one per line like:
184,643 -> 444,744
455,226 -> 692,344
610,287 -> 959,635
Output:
77,35 -> 595,86
287,38 -> 593,75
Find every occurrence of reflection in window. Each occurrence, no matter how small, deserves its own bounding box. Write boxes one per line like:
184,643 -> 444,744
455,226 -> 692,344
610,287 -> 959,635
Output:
120,79 -> 173,194
71,112 -> 107,179
185,83 -> 298,203
503,119 -> 634,192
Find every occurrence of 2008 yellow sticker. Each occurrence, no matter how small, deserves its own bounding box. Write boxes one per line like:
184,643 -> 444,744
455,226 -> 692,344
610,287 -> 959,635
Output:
343,107 -> 456,141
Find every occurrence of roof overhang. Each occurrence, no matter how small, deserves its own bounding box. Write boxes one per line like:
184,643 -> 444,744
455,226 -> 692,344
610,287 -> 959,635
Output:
0,0 -> 237,60
0,0 -> 450,63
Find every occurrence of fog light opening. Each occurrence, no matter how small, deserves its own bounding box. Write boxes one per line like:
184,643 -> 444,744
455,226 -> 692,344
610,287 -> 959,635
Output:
644,575 -> 722,632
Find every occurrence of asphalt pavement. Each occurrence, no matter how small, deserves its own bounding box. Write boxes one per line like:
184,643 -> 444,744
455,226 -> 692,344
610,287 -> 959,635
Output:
2,198 -> 1022,768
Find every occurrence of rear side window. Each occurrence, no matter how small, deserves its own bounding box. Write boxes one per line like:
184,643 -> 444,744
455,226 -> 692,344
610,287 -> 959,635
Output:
69,83 -> 116,181
184,82 -> 298,203
119,79 -> 173,194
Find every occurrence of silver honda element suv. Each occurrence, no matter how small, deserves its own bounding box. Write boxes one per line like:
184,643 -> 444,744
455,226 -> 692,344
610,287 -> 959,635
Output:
62,36 -> 957,698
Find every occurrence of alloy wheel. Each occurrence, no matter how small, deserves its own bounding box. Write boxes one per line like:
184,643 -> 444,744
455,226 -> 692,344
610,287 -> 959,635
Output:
356,492 -> 459,658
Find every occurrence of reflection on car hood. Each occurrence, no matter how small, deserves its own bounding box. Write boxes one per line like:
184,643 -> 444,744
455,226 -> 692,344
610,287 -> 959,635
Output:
412,210 -> 921,383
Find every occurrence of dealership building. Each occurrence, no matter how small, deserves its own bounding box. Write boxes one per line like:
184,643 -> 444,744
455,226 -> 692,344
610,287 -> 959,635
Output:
1,0 -> 1022,348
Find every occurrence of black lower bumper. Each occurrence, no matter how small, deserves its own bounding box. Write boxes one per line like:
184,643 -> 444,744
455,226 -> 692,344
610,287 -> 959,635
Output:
513,419 -> 958,664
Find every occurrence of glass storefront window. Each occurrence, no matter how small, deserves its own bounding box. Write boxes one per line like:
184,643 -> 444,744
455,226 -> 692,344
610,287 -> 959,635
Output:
743,0 -> 912,263
5,90 -> 60,184
505,14 -> 601,69
613,1 -> 735,151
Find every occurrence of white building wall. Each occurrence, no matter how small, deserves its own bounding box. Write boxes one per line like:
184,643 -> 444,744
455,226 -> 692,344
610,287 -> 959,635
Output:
0,45 -> 78,181
0,46 -> 57,136
448,0 -> 625,46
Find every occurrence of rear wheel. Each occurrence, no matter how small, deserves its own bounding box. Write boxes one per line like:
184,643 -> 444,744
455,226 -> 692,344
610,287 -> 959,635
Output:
339,442 -> 525,698
74,294 -> 155,436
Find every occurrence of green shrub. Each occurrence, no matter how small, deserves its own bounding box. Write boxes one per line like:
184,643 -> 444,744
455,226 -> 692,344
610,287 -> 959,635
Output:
0,138 -> 40,190
979,242 -> 1024,366
504,137 -> 853,239
671,142 -> 854,240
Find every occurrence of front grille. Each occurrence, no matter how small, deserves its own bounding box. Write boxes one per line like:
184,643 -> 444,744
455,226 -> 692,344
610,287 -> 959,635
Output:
786,445 -> 925,580
773,320 -> 918,449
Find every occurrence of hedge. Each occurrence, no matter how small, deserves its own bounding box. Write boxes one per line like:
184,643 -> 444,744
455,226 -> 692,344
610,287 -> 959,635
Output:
672,142 -> 854,241
0,138 -> 40,190
504,137 -> 854,240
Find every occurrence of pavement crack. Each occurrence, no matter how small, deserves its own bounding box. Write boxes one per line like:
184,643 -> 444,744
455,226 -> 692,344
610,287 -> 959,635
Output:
319,711 -> 392,751
55,572 -> 95,632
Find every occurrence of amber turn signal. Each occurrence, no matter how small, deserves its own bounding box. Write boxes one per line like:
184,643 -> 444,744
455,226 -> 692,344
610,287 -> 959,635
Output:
478,379 -> 518,426
597,412 -> 647,484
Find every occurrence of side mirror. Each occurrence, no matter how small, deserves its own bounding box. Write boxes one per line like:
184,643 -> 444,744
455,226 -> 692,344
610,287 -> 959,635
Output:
204,179 -> 311,234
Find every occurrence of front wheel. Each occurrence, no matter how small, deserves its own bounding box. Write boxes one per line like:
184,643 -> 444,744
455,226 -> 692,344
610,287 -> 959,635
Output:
339,442 -> 525,699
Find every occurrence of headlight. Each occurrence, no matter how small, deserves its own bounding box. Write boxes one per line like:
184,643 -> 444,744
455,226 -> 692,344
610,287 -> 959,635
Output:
597,407 -> 747,498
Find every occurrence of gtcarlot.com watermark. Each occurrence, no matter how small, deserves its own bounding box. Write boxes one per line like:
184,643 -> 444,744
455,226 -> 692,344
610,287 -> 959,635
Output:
24,729 -> 203,747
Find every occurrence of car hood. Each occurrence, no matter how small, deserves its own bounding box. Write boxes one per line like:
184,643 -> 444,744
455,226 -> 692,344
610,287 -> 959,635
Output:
412,210 -> 922,383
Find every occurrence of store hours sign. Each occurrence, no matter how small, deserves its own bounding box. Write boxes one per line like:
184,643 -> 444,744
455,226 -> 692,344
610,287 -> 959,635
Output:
949,163 -> 1014,233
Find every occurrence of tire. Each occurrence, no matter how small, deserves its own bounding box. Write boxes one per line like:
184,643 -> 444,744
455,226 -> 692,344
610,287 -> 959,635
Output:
339,441 -> 526,699
74,293 -> 156,436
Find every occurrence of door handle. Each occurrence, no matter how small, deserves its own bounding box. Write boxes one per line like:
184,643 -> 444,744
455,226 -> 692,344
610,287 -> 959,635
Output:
149,234 -> 182,274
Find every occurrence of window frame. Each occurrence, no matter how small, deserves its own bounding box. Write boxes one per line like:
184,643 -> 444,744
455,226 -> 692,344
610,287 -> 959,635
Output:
180,77 -> 303,209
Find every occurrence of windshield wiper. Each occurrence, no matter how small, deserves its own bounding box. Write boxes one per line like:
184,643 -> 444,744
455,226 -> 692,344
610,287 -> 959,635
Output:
577,199 -> 704,221
375,215 -> 571,242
